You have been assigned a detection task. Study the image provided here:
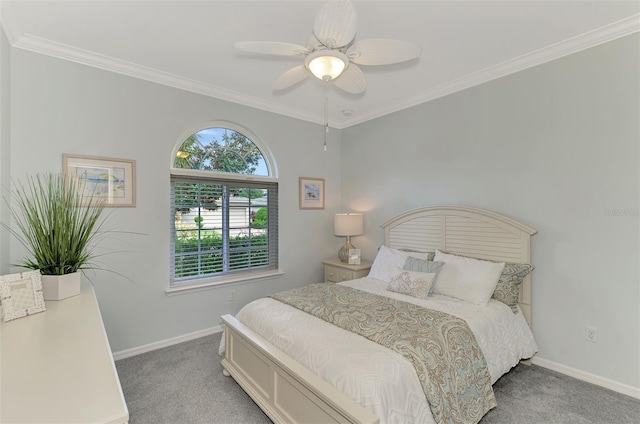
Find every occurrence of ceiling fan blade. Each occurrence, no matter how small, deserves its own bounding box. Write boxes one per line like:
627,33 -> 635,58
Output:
347,39 -> 422,66
313,0 -> 357,49
274,65 -> 310,90
333,64 -> 366,94
234,41 -> 309,56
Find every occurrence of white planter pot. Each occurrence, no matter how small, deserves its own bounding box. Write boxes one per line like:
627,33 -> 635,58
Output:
41,272 -> 82,301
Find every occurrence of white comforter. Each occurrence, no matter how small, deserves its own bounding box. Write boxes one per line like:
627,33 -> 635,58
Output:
223,278 -> 538,424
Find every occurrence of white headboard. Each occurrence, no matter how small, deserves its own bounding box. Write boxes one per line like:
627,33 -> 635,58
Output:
381,205 -> 537,326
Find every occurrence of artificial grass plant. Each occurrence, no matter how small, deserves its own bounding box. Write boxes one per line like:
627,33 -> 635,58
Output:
6,173 -> 107,275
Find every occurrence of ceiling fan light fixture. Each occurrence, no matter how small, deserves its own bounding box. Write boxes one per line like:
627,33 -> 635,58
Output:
305,50 -> 348,81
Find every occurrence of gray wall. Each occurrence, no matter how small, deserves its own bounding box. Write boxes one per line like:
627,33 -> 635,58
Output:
0,27 -> 10,275
341,34 -> 640,389
7,47 -> 343,352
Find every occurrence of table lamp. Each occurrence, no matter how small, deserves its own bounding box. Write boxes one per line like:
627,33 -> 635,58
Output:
334,213 -> 364,263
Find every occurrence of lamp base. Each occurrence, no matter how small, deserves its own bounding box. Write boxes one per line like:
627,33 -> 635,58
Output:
338,239 -> 355,263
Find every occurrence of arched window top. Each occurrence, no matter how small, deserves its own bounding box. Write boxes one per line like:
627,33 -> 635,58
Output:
173,123 -> 276,178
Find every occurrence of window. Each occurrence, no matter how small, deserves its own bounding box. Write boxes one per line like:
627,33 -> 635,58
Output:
170,125 -> 278,288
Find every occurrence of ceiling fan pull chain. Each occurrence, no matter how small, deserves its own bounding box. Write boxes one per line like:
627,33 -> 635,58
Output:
324,80 -> 329,151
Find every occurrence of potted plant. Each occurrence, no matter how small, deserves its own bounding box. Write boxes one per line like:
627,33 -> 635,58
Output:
5,173 -> 107,300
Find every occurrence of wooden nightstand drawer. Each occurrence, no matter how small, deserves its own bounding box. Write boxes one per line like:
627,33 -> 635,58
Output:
325,265 -> 340,283
323,258 -> 372,283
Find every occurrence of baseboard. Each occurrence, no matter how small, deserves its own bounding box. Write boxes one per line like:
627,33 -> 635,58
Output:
532,356 -> 640,400
112,325 -> 223,361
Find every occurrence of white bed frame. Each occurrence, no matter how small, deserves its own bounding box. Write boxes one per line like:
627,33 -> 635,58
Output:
221,205 -> 536,424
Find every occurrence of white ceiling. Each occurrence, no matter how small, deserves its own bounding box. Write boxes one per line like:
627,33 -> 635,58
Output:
2,1 -> 639,128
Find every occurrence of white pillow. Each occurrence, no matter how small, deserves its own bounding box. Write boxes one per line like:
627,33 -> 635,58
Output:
432,250 -> 505,305
387,268 -> 436,299
368,245 -> 431,282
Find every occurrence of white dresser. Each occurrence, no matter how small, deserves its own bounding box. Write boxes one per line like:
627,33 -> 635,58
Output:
0,283 -> 129,423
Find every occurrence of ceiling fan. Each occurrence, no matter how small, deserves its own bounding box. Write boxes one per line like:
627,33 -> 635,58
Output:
233,0 -> 421,94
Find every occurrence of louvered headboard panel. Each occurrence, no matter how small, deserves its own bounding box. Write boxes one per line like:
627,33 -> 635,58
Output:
382,206 -> 537,326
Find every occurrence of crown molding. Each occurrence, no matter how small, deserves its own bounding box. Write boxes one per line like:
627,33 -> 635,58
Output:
3,10 -> 638,130
338,13 -> 640,128
14,33 -> 323,126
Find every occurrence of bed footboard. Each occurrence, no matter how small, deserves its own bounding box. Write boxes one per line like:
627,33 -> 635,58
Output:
221,314 -> 379,424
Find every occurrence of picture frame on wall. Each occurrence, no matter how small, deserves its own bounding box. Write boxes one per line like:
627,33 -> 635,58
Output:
63,154 -> 136,207
299,177 -> 325,210
1,270 -> 46,322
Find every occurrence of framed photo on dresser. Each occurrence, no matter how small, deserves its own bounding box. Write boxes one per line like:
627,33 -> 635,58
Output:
1,270 -> 46,322
348,249 -> 361,265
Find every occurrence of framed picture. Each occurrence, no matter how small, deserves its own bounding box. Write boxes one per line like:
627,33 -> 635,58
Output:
1,270 -> 46,322
299,177 -> 325,210
348,249 -> 361,265
63,154 -> 136,207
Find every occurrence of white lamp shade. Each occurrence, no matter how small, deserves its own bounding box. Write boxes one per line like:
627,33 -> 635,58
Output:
334,213 -> 363,236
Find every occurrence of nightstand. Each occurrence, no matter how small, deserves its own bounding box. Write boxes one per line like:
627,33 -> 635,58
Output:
323,258 -> 373,283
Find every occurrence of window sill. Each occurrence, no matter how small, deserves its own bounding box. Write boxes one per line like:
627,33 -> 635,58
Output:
165,269 -> 285,296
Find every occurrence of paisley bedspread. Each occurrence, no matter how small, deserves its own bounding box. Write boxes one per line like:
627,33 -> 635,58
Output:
270,283 -> 497,424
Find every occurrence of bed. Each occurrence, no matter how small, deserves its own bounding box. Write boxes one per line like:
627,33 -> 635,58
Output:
220,205 -> 538,424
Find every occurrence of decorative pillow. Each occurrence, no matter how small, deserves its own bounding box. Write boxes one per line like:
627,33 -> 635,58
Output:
403,257 -> 445,289
368,246 -> 431,282
387,268 -> 436,299
492,263 -> 534,312
432,250 -> 505,305
399,249 -> 435,262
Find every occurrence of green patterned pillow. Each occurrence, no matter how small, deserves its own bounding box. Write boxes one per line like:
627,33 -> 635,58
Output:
492,263 -> 534,312
403,256 -> 444,272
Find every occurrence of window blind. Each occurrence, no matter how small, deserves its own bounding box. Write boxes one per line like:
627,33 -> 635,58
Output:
170,175 -> 278,285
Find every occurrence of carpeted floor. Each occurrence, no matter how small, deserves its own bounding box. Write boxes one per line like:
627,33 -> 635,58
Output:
484,361 -> 639,424
115,333 -> 640,424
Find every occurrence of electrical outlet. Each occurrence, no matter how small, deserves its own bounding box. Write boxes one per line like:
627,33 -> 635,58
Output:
229,290 -> 236,302
586,326 -> 598,342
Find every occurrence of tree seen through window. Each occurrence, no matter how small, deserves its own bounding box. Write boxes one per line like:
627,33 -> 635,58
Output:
174,128 -> 267,175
